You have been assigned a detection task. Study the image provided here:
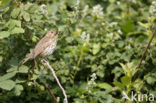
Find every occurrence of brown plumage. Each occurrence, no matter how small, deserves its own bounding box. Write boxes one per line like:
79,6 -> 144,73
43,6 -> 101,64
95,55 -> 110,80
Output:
19,30 -> 60,67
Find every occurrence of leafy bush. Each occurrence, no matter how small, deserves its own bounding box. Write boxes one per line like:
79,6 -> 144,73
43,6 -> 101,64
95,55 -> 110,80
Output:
0,0 -> 156,103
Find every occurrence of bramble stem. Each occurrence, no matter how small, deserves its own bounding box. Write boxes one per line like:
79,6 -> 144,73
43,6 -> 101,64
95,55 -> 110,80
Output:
137,28 -> 156,69
133,27 -> 156,82
42,59 -> 68,103
42,82 -> 58,103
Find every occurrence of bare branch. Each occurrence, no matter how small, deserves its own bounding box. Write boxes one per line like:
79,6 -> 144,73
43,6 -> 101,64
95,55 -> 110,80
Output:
42,82 -> 58,103
137,28 -> 156,69
133,27 -> 156,81
42,59 -> 68,103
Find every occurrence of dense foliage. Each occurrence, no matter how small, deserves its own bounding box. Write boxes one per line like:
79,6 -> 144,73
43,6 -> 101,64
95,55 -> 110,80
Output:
0,0 -> 156,103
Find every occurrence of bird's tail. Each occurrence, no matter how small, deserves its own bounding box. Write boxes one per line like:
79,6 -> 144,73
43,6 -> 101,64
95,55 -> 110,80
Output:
17,56 -> 31,70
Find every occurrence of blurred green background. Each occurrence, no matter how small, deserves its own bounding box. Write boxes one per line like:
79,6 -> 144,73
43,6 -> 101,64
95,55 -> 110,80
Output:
0,0 -> 156,103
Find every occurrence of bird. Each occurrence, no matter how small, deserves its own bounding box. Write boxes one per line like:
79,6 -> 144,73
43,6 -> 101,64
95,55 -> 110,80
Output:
18,30 -> 60,68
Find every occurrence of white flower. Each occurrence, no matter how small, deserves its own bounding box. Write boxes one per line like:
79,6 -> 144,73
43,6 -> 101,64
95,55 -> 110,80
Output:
108,33 -> 113,39
125,44 -> 131,49
101,22 -> 105,25
40,4 -> 46,9
92,5 -> 103,17
88,90 -> 91,93
81,32 -> 86,40
86,33 -> 90,43
91,73 -> 97,81
82,5 -> 89,17
80,95 -> 85,98
149,1 -> 156,16
76,0 -> 80,5
44,28 -> 48,31
75,0 -> 80,11
117,1 -> 120,5
87,81 -> 91,86
117,29 -> 122,34
40,4 -> 48,15
57,97 -> 60,102
131,0 -> 136,3
73,66 -> 76,70
28,82 -> 32,86
84,5 -> 89,12
81,32 -> 90,43
109,22 -> 118,27
128,0 -> 136,3
152,1 -> 156,5
86,73 -> 97,93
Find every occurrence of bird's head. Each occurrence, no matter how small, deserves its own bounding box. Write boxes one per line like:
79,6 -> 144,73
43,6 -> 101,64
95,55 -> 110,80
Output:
46,30 -> 60,38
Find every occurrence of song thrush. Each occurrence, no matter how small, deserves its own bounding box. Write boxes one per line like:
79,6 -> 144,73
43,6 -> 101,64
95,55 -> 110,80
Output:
19,30 -> 60,66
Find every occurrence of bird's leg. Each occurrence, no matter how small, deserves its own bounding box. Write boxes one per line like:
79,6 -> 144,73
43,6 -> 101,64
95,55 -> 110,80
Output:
34,59 -> 39,70
41,58 -> 49,72
41,57 -> 48,63
44,57 -> 48,61
41,59 -> 46,65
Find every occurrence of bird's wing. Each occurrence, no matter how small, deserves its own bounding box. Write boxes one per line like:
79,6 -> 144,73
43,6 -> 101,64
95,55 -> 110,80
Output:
33,36 -> 52,58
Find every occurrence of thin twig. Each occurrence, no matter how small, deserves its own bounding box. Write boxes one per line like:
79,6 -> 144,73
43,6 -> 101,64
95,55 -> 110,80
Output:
42,82 -> 58,103
133,27 -> 156,81
137,28 -> 156,69
42,59 -> 68,103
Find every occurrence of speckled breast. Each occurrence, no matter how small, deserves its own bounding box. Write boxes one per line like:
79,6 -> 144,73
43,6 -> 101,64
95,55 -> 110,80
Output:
40,40 -> 57,57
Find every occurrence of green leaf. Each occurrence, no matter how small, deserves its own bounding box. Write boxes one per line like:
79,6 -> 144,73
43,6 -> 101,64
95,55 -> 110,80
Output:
48,4 -> 58,14
2,7 -> 9,13
113,81 -> 125,89
138,22 -> 149,29
23,12 -> 30,22
8,20 -> 21,30
122,20 -> 134,34
96,82 -> 112,90
65,37 -> 73,43
73,98 -> 83,103
11,8 -> 20,18
0,80 -> 15,91
133,79 -> 144,91
97,71 -> 104,78
0,72 -> 16,82
146,76 -> 156,85
14,84 -> 23,96
0,56 -> 2,62
0,31 -> 10,39
15,79 -> 26,83
8,57 -> 18,67
29,5 -> 39,13
18,65 -> 29,73
109,0 -> 116,3
10,27 -> 25,34
7,67 -> 17,72
120,63 -> 128,73
92,43 -> 101,55
121,76 -> 131,86
13,20 -> 21,27
0,0 -> 10,7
